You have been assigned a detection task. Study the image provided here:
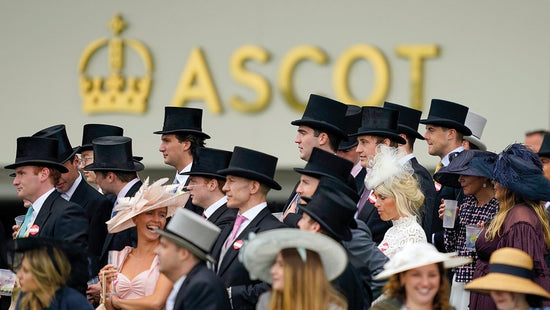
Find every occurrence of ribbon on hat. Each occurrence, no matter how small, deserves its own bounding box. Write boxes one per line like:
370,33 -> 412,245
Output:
489,263 -> 534,280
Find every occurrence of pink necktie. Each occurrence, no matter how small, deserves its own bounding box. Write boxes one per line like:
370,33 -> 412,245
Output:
224,214 -> 247,249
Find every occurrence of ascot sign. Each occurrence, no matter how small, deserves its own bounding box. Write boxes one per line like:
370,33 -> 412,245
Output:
79,15 -> 439,115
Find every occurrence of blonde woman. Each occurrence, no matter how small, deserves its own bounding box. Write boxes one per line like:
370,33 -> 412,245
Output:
470,144 -> 550,310
14,238 -> 92,310
240,228 -> 348,310
365,145 -> 426,258
100,178 -> 187,310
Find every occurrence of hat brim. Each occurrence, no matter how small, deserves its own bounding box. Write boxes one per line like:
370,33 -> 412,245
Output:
465,273 -> 550,299
5,160 -> 69,173
434,166 -> 490,188
153,129 -> 211,139
300,204 -> 353,241
180,171 -> 226,180
217,167 -> 281,190
374,254 -> 472,280
350,130 -> 406,145
240,228 -> 348,283
398,125 -> 425,140
291,119 -> 346,138
83,160 -> 145,172
464,136 -> 487,151
338,140 -> 358,151
420,118 -> 473,136
155,229 -> 216,264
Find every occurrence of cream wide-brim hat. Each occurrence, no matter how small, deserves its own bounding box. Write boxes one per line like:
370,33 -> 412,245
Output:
239,228 -> 348,283
106,177 -> 189,234
374,243 -> 472,280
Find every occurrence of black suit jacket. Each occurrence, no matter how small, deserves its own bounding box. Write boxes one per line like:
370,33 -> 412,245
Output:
32,190 -> 89,294
69,179 -> 113,275
211,207 -> 286,310
207,203 -> 237,230
99,180 -> 141,267
354,167 -> 367,194
356,191 -> 392,244
409,158 -> 437,236
173,262 -> 231,310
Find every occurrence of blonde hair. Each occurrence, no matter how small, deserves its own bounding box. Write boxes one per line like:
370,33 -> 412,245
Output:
18,247 -> 70,310
485,187 -> 550,248
382,263 -> 452,310
268,248 -> 347,310
374,173 -> 424,218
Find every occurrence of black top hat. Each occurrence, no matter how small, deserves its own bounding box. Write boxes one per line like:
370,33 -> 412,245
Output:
301,179 -> 358,242
153,107 -> 210,139
434,150 -> 496,188
338,105 -> 362,151
5,137 -> 68,173
419,99 -> 472,136
218,146 -> 281,190
78,124 -> 123,153
294,147 -> 354,184
32,124 -> 78,163
291,94 -> 347,138
181,147 -> 232,180
350,107 -> 407,144
383,102 -> 424,140
84,136 -> 144,172
538,133 -> 550,157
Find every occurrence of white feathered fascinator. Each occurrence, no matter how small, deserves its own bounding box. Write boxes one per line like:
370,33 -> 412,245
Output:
364,145 -> 414,190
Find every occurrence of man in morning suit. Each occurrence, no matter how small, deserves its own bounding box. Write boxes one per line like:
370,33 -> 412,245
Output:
419,99 -> 471,251
84,136 -> 143,267
283,94 -> 348,226
182,147 -> 237,230
210,146 -> 286,309
6,136 -> 89,294
155,208 -> 230,310
155,106 -> 210,214
337,105 -> 366,194
32,124 -> 113,277
350,107 -> 406,244
383,102 -> 437,239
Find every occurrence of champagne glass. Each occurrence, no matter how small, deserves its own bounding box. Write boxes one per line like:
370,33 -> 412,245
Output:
106,251 -> 119,296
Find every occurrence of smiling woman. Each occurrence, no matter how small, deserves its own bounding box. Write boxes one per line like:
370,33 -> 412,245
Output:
99,178 -> 188,310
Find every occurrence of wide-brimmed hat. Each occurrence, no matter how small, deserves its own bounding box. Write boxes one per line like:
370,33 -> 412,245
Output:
434,150 -> 496,188
84,136 -> 144,172
420,99 -> 472,136
155,208 -> 221,263
350,107 -> 406,145
32,124 -> 78,163
365,145 -> 413,190
153,106 -> 210,139
180,147 -> 232,180
291,94 -> 347,138
106,178 -> 189,233
294,147 -> 354,184
239,229 -> 348,283
463,111 -> 487,151
465,247 -> 550,299
493,143 -> 550,201
338,105 -> 362,151
301,180 -> 358,241
218,146 -> 281,190
374,243 -> 471,280
383,102 -> 424,140
78,124 -> 123,153
5,137 -> 68,173
538,133 -> 550,157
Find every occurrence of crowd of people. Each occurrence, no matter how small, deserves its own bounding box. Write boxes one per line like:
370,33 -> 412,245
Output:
3,94 -> 550,310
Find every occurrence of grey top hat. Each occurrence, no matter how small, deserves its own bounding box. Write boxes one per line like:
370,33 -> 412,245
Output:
155,208 -> 221,263
32,124 -> 78,163
463,111 -> 487,151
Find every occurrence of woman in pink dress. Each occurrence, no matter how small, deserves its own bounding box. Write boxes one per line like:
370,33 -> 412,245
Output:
100,178 -> 188,310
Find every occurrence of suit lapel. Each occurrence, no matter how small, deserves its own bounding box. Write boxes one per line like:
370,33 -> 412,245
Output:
32,190 -> 59,236
125,180 -> 142,198
70,181 -> 88,210
174,263 -> 203,308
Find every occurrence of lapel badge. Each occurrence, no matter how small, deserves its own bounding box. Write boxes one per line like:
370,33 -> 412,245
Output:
233,239 -> 243,250
29,225 -> 40,236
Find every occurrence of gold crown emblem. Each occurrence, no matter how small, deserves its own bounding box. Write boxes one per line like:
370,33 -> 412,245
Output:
78,14 -> 153,114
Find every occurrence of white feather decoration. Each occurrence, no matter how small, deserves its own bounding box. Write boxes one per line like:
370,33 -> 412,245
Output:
365,145 -> 413,190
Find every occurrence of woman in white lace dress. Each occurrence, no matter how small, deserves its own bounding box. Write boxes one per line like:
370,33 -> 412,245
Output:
365,145 -> 427,258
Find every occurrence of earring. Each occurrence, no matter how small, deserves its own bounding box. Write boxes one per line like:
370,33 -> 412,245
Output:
482,182 -> 487,188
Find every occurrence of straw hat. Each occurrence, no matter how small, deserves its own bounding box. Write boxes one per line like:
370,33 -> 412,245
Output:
106,178 -> 189,233
239,228 -> 348,283
374,243 -> 471,280
465,247 -> 550,298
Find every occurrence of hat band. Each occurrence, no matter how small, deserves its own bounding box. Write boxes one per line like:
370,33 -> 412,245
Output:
489,263 -> 534,279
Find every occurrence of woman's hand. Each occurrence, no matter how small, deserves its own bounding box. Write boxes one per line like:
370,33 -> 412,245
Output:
99,264 -> 117,292
438,199 -> 459,220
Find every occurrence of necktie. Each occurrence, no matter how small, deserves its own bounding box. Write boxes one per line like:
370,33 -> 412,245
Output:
224,214 -> 247,250
435,161 -> 443,173
18,205 -> 34,238
356,189 -> 370,215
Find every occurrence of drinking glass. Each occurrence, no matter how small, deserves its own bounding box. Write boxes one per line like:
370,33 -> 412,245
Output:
106,251 -> 119,296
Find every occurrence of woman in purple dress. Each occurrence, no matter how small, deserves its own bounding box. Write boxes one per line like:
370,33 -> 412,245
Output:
470,144 -> 550,310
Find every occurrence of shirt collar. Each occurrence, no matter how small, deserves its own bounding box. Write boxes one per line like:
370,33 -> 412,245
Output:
117,178 -> 140,202
203,196 -> 228,218
32,188 -> 56,219
166,275 -> 187,310
59,173 -> 82,200
240,202 -> 267,220
175,162 -> 193,184
351,160 -> 363,177
399,153 -> 415,165
441,146 -> 464,166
